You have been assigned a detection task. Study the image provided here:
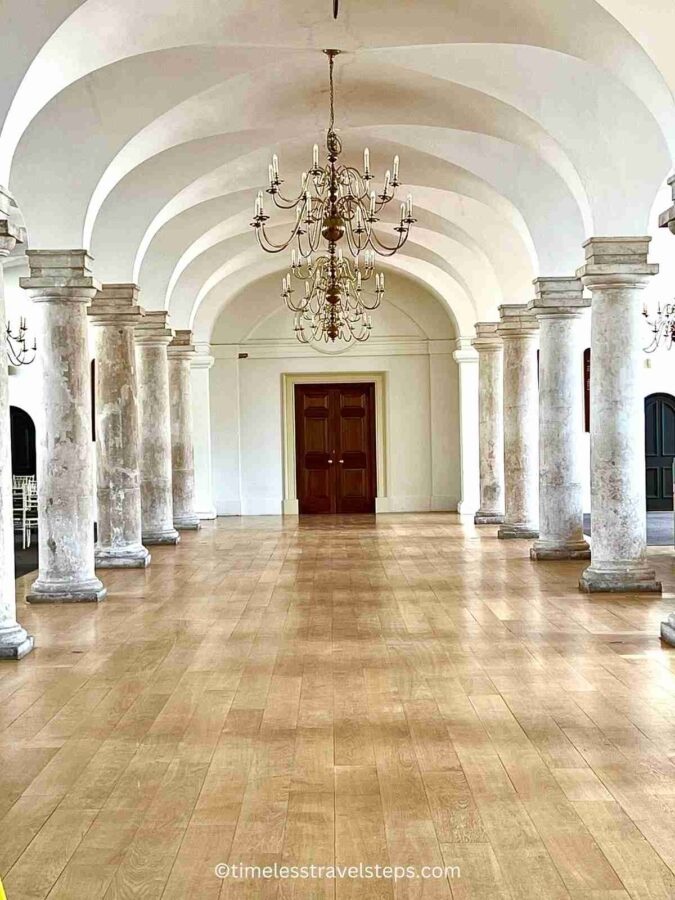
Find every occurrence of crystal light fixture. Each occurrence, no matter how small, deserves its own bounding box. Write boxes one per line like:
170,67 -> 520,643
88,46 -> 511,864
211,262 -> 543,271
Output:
251,49 -> 416,343
5,317 -> 36,366
642,300 -> 675,351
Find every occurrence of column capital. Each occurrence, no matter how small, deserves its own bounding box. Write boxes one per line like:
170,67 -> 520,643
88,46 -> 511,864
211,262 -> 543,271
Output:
528,276 -> 590,318
89,283 -> 144,327
0,186 -> 25,256
497,303 -> 538,338
452,336 -> 478,365
191,346 -> 215,370
658,174 -> 675,235
135,310 -> 173,346
20,249 -> 100,302
168,329 -> 196,361
576,236 -> 658,289
472,321 -> 502,352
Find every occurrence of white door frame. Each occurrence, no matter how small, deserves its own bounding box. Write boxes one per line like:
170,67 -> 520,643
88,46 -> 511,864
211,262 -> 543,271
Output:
281,372 -> 389,514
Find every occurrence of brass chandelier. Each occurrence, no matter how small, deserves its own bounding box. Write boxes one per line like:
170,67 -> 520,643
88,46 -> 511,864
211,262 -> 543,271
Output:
250,49 -> 416,343
643,300 -> 675,352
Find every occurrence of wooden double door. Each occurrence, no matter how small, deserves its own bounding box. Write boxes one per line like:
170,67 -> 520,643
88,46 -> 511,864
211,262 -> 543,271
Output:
295,383 -> 376,514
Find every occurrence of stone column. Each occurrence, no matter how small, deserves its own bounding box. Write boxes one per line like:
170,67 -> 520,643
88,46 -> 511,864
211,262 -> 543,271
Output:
135,311 -> 180,545
0,190 -> 33,655
20,251 -> 106,602
452,338 -> 480,516
578,237 -> 660,593
529,278 -> 591,560
191,345 -> 217,519
168,331 -> 200,530
660,180 -> 675,640
89,285 -> 150,568
497,305 -> 539,539
472,323 -> 505,524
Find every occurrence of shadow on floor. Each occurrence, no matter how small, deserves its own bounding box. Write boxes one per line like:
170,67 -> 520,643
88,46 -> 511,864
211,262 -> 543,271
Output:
14,532 -> 38,579
583,511 -> 674,547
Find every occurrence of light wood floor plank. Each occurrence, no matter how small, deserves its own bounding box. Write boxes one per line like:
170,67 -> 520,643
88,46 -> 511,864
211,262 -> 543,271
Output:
0,514 -> 672,899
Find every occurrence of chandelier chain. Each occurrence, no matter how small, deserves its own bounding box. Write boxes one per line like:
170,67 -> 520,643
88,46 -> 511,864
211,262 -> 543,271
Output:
250,49 -> 416,343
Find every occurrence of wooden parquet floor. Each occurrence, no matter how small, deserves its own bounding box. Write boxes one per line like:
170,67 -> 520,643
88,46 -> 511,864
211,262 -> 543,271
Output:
1,513 -> 675,899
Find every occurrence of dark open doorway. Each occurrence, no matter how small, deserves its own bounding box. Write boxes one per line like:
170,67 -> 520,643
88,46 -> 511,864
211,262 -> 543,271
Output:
10,406 -> 38,577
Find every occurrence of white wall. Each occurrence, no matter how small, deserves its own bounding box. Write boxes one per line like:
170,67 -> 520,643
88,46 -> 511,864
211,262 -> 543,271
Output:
209,270 -> 461,515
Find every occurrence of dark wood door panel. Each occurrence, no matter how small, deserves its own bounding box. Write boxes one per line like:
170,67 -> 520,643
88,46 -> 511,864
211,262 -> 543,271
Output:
645,393 -> 675,511
296,383 -> 376,515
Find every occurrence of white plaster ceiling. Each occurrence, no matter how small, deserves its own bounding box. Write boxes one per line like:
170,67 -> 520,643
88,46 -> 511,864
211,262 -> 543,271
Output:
1,0 -> 674,339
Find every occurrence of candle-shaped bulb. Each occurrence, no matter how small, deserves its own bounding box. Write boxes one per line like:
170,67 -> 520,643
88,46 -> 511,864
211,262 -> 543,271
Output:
313,144 -> 319,168
272,154 -> 279,177
406,193 -> 413,217
291,249 -> 297,268
357,271 -> 362,289
383,170 -> 391,195
258,190 -> 264,214
364,147 -> 370,174
369,191 -> 376,216
269,164 -> 274,186
393,155 -> 400,180
305,281 -> 310,298
380,271 -> 385,289
400,203 -> 406,223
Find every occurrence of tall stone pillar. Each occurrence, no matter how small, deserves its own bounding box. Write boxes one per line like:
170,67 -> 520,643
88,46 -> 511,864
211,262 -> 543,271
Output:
578,237 -> 660,593
452,338 -> 480,516
89,285 -> 150,568
20,251 -> 106,602
0,189 -> 33,655
529,278 -> 591,560
472,323 -> 505,524
191,345 -> 217,520
135,311 -> 180,545
168,330 -> 200,530
659,179 -> 675,640
497,304 -> 539,539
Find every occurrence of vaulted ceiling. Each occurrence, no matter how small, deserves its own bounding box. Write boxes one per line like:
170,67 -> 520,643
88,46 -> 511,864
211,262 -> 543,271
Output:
2,0 -> 674,338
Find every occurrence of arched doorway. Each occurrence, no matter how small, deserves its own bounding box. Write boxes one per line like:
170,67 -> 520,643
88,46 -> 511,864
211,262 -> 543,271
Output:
10,406 -> 36,476
645,393 -> 675,511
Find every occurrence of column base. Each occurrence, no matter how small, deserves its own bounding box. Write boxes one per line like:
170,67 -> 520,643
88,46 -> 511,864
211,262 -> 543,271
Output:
142,528 -> 181,546
661,614 -> 675,646
197,508 -> 217,520
498,523 -> 539,540
174,515 -> 201,530
579,562 -> 662,594
27,576 -> 107,604
0,624 -> 34,659
531,539 -> 591,561
95,546 -> 151,569
474,511 -> 505,525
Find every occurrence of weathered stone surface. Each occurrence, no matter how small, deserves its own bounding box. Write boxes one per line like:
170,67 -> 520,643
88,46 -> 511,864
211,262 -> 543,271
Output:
661,613 -> 675,646
577,237 -> 660,593
0,188 -> 34,654
20,249 -> 106,603
89,285 -> 150,568
497,305 -> 539,540
528,277 -> 590,561
472,322 -> 504,525
168,330 -> 200,530
135,311 -> 180,546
